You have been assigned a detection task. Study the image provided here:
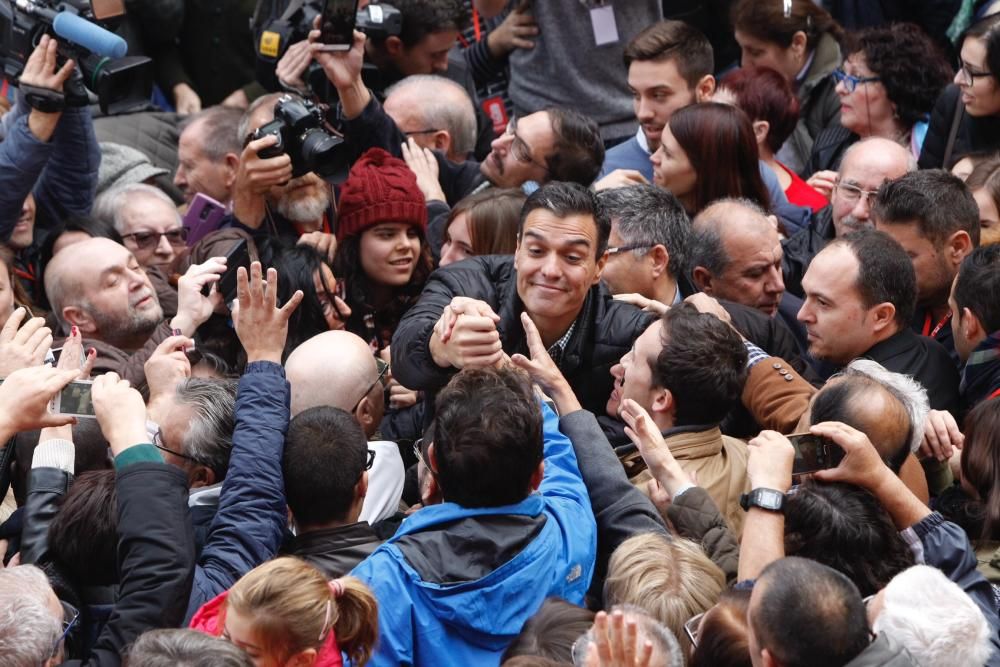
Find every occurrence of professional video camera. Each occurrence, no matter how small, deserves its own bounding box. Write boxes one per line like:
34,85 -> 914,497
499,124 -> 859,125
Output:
252,0 -> 401,94
0,0 -> 152,115
252,95 -> 350,180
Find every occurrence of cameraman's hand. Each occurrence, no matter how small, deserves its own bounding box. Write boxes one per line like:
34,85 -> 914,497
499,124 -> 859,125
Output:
173,82 -> 202,115
232,135 -> 294,229
486,3 -> 538,57
276,40 -> 314,92
401,139 -> 446,203
171,257 -> 227,335
311,27 -> 370,119
91,372 -> 149,456
231,262 -> 303,364
0,365 -> 80,439
21,35 -> 75,142
0,307 -> 52,377
144,335 -> 193,423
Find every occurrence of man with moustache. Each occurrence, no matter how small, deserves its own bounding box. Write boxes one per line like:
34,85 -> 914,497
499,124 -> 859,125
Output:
782,137 -> 914,297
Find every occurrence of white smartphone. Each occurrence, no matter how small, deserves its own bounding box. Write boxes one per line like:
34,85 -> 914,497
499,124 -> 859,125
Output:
50,380 -> 97,418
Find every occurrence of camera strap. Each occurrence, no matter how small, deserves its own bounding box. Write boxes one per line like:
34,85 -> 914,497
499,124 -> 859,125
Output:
20,84 -> 66,114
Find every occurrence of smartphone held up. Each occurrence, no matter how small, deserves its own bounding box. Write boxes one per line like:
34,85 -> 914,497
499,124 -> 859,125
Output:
317,0 -> 360,51
787,433 -> 843,476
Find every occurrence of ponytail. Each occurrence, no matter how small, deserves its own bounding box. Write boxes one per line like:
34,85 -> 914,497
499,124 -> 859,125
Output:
328,576 -> 379,666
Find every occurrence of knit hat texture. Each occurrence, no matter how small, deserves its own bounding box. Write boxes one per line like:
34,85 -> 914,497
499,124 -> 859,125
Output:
337,148 -> 427,241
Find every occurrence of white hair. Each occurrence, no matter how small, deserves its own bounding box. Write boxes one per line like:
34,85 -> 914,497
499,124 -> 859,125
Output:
873,565 -> 992,667
93,182 -> 179,236
385,75 -> 477,158
0,565 -> 62,666
843,359 -> 930,453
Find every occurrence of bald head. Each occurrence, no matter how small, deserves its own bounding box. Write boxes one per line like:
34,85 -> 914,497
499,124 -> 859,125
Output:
832,138 -> 915,237
285,331 -> 383,425
690,198 -> 785,316
383,75 -> 477,162
44,237 -> 133,313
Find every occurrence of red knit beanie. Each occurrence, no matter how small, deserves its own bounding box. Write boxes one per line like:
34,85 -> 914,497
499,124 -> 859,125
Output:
336,148 -> 428,242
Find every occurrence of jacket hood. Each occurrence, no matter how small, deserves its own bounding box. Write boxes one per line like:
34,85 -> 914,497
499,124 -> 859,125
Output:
378,494 -> 587,644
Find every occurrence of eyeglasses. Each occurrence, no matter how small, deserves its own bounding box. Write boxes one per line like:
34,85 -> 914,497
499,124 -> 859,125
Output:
364,448 -> 376,470
121,228 -> 188,250
504,118 -> 550,173
403,128 -> 442,137
606,243 -> 653,256
153,428 -> 203,466
51,601 -> 79,657
351,357 -> 390,413
832,68 -> 881,94
684,611 -> 706,646
958,61 -> 994,85
834,181 -> 880,205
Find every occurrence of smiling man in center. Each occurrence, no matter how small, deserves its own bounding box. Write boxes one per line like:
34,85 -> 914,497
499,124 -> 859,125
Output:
390,182 -> 654,416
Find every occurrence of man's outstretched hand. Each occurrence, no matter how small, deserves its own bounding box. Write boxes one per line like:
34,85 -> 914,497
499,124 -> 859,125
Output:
231,261 -> 303,364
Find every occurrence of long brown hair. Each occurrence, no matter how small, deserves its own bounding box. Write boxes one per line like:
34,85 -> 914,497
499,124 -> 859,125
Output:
0,243 -> 34,317
961,398 -> 1000,540
668,103 -> 772,215
446,188 -> 524,257
223,557 -> 379,665
731,0 -> 844,52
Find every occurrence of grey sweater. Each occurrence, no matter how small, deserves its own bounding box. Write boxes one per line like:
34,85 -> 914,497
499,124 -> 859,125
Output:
508,0 -> 662,140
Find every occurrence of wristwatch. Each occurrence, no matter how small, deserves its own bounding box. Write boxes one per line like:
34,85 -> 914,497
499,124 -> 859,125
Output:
740,487 -> 786,513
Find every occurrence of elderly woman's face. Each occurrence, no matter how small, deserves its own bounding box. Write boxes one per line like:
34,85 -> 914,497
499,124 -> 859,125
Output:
836,52 -> 895,137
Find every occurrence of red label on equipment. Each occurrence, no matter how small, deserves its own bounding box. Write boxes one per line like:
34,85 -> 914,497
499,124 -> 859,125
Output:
483,96 -> 508,136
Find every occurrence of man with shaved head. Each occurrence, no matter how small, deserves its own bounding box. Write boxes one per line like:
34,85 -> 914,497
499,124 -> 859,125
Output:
783,137 -> 915,297
284,330 -> 404,523
44,237 -> 223,385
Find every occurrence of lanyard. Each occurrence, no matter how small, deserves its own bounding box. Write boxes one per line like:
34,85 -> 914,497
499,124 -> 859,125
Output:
990,388 -> 1000,400
922,311 -> 952,339
14,263 -> 35,283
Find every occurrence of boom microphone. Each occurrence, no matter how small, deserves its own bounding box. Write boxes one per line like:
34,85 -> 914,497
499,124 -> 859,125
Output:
52,11 -> 126,58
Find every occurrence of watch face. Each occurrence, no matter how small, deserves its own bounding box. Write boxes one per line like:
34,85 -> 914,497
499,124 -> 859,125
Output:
757,489 -> 784,510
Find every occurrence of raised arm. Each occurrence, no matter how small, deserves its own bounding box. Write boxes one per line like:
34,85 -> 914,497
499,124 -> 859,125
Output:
187,263 -> 303,619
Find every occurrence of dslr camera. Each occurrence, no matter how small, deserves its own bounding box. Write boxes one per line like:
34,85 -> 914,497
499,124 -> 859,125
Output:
252,95 -> 348,179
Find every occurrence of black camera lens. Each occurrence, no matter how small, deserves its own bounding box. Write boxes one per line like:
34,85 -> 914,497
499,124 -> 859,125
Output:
300,128 -> 343,170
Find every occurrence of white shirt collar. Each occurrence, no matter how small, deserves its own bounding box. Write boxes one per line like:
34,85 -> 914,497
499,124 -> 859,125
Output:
635,126 -> 651,155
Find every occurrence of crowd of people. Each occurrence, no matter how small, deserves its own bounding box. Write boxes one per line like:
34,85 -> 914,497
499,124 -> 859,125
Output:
3,0 -> 1000,665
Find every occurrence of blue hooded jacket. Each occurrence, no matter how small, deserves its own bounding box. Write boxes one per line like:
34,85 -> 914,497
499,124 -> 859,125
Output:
352,401 -> 597,665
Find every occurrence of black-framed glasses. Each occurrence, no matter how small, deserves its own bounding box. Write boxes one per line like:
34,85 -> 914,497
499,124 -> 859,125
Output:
121,228 -> 188,250
834,180 -> 880,204
832,68 -> 881,94
153,428 -> 202,465
52,601 -> 79,656
403,128 -> 442,137
958,61 -> 994,85
504,118 -> 550,173
351,357 -> 390,413
606,243 -> 653,256
684,611 -> 706,646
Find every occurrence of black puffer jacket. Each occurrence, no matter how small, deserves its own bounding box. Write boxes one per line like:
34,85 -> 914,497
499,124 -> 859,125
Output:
920,84 -> 1000,169
391,255 -> 654,416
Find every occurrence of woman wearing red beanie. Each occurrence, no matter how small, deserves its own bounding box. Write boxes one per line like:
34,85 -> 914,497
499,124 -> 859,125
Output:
333,148 -> 433,352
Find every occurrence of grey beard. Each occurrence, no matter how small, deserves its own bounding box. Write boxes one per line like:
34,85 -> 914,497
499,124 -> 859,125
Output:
86,301 -> 163,350
276,190 -> 330,223
837,214 -> 875,234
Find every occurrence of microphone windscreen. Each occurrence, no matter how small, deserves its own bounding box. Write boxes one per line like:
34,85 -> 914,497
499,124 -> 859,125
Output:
52,12 -> 127,58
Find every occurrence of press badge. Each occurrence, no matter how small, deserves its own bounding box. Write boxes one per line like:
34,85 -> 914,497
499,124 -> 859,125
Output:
590,4 -> 619,46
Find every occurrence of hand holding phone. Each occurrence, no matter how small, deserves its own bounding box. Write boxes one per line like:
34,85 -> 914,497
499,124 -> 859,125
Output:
787,433 -> 843,476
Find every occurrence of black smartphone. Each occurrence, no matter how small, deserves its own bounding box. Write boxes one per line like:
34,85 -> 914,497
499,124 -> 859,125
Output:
318,0 -> 360,51
205,239 -> 252,303
788,433 -> 842,476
